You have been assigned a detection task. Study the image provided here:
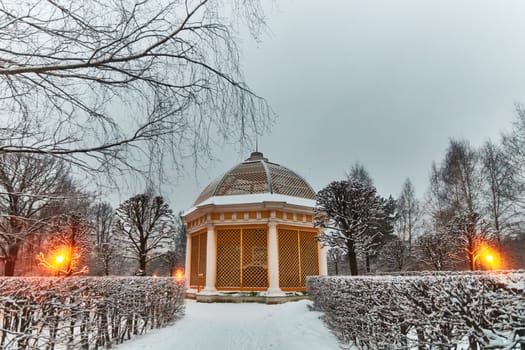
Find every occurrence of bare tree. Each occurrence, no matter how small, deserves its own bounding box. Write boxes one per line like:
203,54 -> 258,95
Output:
0,153 -> 80,276
480,140 -> 517,246
89,202 -> 116,275
162,212 -> 186,276
36,213 -> 92,276
315,180 -> 387,276
425,139 -> 491,270
501,232 -> 525,269
113,192 -> 174,275
440,139 -> 481,213
327,246 -> 345,275
0,0 -> 271,181
503,107 -> 525,209
377,236 -> 408,272
448,211 -> 492,271
396,178 -> 420,256
414,228 -> 456,271
348,162 -> 373,187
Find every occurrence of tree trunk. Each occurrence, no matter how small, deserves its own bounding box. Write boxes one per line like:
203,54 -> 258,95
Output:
468,335 -> 478,349
365,253 -> 371,273
139,254 -> 147,275
347,247 -> 358,275
416,328 -> 425,350
469,253 -> 476,271
4,244 -> 20,276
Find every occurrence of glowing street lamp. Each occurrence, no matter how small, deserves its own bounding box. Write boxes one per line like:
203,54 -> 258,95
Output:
37,245 -> 87,276
474,246 -> 500,270
175,269 -> 184,281
53,253 -> 68,276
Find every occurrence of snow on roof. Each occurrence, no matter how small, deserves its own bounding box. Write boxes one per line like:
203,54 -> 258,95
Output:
184,193 -> 316,216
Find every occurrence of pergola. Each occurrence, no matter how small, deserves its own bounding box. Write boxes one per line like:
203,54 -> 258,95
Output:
183,152 -> 327,296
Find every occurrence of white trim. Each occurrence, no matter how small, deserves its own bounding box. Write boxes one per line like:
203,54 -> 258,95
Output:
184,194 -> 316,216
202,225 -> 217,293
319,246 -> 328,276
267,221 -> 282,295
184,234 -> 192,290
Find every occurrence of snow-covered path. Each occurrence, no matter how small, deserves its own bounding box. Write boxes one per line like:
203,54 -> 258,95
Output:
117,299 -> 341,350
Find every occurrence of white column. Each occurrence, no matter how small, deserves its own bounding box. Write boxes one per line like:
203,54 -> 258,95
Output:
201,224 -> 217,294
267,221 -> 284,295
184,234 -> 192,290
319,244 -> 328,276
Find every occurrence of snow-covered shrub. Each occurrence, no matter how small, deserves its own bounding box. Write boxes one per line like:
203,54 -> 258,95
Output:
307,271 -> 525,349
0,277 -> 185,349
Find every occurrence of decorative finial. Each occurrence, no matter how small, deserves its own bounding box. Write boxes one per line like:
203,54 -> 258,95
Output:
246,151 -> 268,162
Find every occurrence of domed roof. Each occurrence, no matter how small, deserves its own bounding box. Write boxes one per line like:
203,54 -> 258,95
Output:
194,152 -> 316,205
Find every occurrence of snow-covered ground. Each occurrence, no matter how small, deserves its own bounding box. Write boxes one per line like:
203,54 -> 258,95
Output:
117,299 -> 341,350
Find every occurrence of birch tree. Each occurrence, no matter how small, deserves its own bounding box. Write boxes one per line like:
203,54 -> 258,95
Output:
396,178 -> 420,257
503,107 -> 525,209
480,140 -> 517,246
427,139 -> 492,270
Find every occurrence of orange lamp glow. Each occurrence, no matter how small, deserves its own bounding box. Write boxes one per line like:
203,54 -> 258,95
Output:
175,269 -> 184,281
481,248 -> 501,270
55,255 -> 65,264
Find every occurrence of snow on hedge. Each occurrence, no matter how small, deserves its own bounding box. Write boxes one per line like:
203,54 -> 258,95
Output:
307,271 -> 525,349
0,277 -> 185,349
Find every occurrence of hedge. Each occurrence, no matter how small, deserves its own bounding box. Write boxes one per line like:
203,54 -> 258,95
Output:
307,271 -> 525,349
0,277 -> 185,349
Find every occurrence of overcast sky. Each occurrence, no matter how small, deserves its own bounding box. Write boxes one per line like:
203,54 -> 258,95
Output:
143,0 -> 525,214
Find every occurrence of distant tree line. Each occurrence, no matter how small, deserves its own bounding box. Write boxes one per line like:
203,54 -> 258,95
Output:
0,156 -> 186,277
319,108 -> 525,274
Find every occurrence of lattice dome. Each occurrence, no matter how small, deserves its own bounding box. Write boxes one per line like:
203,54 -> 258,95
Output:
194,152 -> 316,205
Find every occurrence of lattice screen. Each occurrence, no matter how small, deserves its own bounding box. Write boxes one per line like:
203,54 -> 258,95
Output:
278,229 -> 319,289
190,233 -> 207,288
278,229 -> 300,288
242,228 -> 268,288
216,228 -> 241,288
299,231 -> 319,285
216,227 -> 268,290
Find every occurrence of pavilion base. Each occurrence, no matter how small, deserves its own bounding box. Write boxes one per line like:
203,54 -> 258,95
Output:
185,291 -> 309,304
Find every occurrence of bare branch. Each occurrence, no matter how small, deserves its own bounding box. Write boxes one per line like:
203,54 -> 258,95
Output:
0,0 -> 271,183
